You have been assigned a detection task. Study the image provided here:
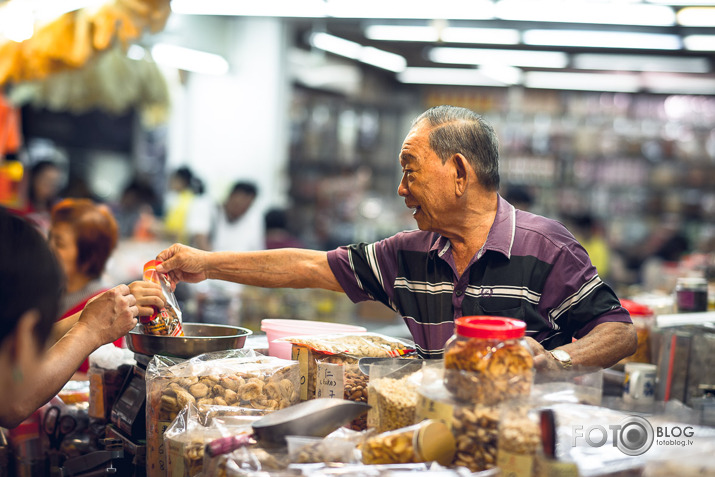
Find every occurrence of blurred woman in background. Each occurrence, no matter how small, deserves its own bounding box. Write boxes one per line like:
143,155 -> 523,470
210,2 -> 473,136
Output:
18,160 -> 63,234
49,198 -> 139,372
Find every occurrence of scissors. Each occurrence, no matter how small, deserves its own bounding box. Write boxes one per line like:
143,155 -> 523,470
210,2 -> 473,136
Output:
42,406 -> 77,451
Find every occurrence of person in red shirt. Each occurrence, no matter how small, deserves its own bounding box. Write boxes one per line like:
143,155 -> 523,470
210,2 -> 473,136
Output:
48,198 -> 159,372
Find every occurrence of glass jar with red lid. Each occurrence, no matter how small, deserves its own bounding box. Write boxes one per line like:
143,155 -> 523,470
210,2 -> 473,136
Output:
443,316 -> 533,405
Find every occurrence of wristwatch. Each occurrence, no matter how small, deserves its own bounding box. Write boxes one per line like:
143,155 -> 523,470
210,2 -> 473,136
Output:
549,349 -> 573,368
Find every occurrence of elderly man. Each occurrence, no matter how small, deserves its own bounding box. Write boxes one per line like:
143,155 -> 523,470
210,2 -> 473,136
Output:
157,105 -> 636,370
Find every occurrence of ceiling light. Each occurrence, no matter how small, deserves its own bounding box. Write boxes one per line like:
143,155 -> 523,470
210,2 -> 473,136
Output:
684,35 -> 715,51
677,7 -> 715,26
642,73 -> 715,94
573,54 -> 710,73
310,32 -> 406,72
646,0 -> 715,5
524,72 -> 641,92
397,67 -> 509,86
428,47 -> 568,68
170,0 -> 327,17
325,0 -> 495,20
495,0 -> 676,26
364,25 -> 519,45
151,44 -> 229,75
478,64 -> 522,85
523,29 -> 681,50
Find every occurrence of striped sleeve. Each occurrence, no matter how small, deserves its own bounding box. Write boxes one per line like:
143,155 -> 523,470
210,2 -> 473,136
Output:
327,242 -> 396,310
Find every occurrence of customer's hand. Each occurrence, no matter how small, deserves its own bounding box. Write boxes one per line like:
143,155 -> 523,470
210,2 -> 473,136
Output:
156,243 -> 210,289
129,280 -> 165,317
77,285 -> 138,348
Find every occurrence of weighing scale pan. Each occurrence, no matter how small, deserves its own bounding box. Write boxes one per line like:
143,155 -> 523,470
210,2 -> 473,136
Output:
126,323 -> 252,358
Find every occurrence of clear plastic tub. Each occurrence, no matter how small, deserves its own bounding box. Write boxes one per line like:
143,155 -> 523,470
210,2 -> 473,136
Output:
260,319 -> 367,359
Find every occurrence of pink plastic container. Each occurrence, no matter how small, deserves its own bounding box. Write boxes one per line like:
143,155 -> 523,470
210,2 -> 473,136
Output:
261,319 -> 367,359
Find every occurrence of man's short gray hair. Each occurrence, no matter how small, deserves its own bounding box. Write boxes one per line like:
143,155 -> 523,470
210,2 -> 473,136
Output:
412,105 -> 500,191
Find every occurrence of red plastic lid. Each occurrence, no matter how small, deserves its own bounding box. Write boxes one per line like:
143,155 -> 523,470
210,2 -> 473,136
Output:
454,316 -> 526,340
620,299 -> 654,317
143,260 -> 161,272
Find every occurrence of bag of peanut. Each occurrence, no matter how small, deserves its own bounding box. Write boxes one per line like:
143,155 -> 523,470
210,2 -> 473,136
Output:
145,349 -> 299,477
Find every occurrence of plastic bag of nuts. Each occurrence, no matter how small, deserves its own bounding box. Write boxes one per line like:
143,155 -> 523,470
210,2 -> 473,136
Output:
496,402 -> 541,477
361,419 -> 455,466
145,350 -> 299,477
451,403 -> 501,472
367,360 -> 424,433
444,316 -> 533,406
282,333 -> 415,402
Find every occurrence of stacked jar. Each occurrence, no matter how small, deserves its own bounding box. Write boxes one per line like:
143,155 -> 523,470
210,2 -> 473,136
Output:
444,316 -> 534,405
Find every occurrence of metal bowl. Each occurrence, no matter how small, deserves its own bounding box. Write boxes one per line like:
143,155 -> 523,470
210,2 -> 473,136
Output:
126,323 -> 253,359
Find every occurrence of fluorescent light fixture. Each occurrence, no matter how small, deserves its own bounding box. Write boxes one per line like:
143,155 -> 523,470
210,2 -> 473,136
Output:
684,35 -> 715,51
325,0 -> 495,20
151,44 -> 229,75
677,7 -> 715,26
171,0 -> 327,17
428,47 -> 568,68
171,0 -> 495,19
523,29 -> 681,50
364,25 -> 519,45
642,73 -> 715,94
478,64 -> 522,85
524,71 -> 641,92
647,0 -> 715,5
573,54 -> 710,73
310,32 -> 406,72
495,0 -> 676,26
397,67 -> 509,86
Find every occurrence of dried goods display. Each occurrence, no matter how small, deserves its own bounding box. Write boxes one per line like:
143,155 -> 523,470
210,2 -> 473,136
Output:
146,351 -> 299,477
368,365 -> 423,433
496,404 -> 542,476
443,317 -> 533,405
361,420 -> 455,466
451,404 -> 500,472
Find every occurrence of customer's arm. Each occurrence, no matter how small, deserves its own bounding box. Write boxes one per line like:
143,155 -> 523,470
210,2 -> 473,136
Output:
527,321 -> 637,371
157,244 -> 344,292
4,286 -> 139,427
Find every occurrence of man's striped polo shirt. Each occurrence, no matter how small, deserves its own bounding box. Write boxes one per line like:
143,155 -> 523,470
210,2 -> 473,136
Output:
327,195 -> 631,358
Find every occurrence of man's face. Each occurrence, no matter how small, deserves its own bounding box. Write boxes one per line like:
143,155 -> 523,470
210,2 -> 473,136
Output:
397,122 -> 454,233
225,191 -> 255,222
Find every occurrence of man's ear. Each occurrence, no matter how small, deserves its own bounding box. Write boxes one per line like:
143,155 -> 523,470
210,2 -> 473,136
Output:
452,154 -> 470,197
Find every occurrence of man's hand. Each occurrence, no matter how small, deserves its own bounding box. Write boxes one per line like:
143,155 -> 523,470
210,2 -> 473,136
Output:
524,337 -> 566,372
77,285 -> 138,348
156,243 -> 210,289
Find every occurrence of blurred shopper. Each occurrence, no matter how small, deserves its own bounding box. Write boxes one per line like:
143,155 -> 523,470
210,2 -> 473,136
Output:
0,208 -> 161,428
164,166 -> 204,244
157,105 -> 636,370
569,214 -> 612,282
16,160 -> 63,234
503,185 -> 535,212
114,177 -> 159,239
264,208 -> 304,249
190,181 -> 263,252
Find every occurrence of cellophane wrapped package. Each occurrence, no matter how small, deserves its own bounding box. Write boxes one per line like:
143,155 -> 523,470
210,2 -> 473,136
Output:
145,349 -> 299,477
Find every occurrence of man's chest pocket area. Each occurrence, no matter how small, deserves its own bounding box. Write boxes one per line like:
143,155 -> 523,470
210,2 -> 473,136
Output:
464,296 -> 525,320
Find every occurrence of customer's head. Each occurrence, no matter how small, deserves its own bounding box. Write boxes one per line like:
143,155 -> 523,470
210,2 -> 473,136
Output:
225,181 -> 258,222
0,207 -> 63,366
49,199 -> 119,282
27,160 -> 62,211
411,105 -> 500,191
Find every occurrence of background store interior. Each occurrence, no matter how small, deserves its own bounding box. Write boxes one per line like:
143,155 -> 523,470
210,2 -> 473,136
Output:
1,0 -> 714,332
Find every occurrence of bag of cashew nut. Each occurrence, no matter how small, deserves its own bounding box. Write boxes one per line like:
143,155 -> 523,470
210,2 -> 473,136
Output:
145,349 -> 299,477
